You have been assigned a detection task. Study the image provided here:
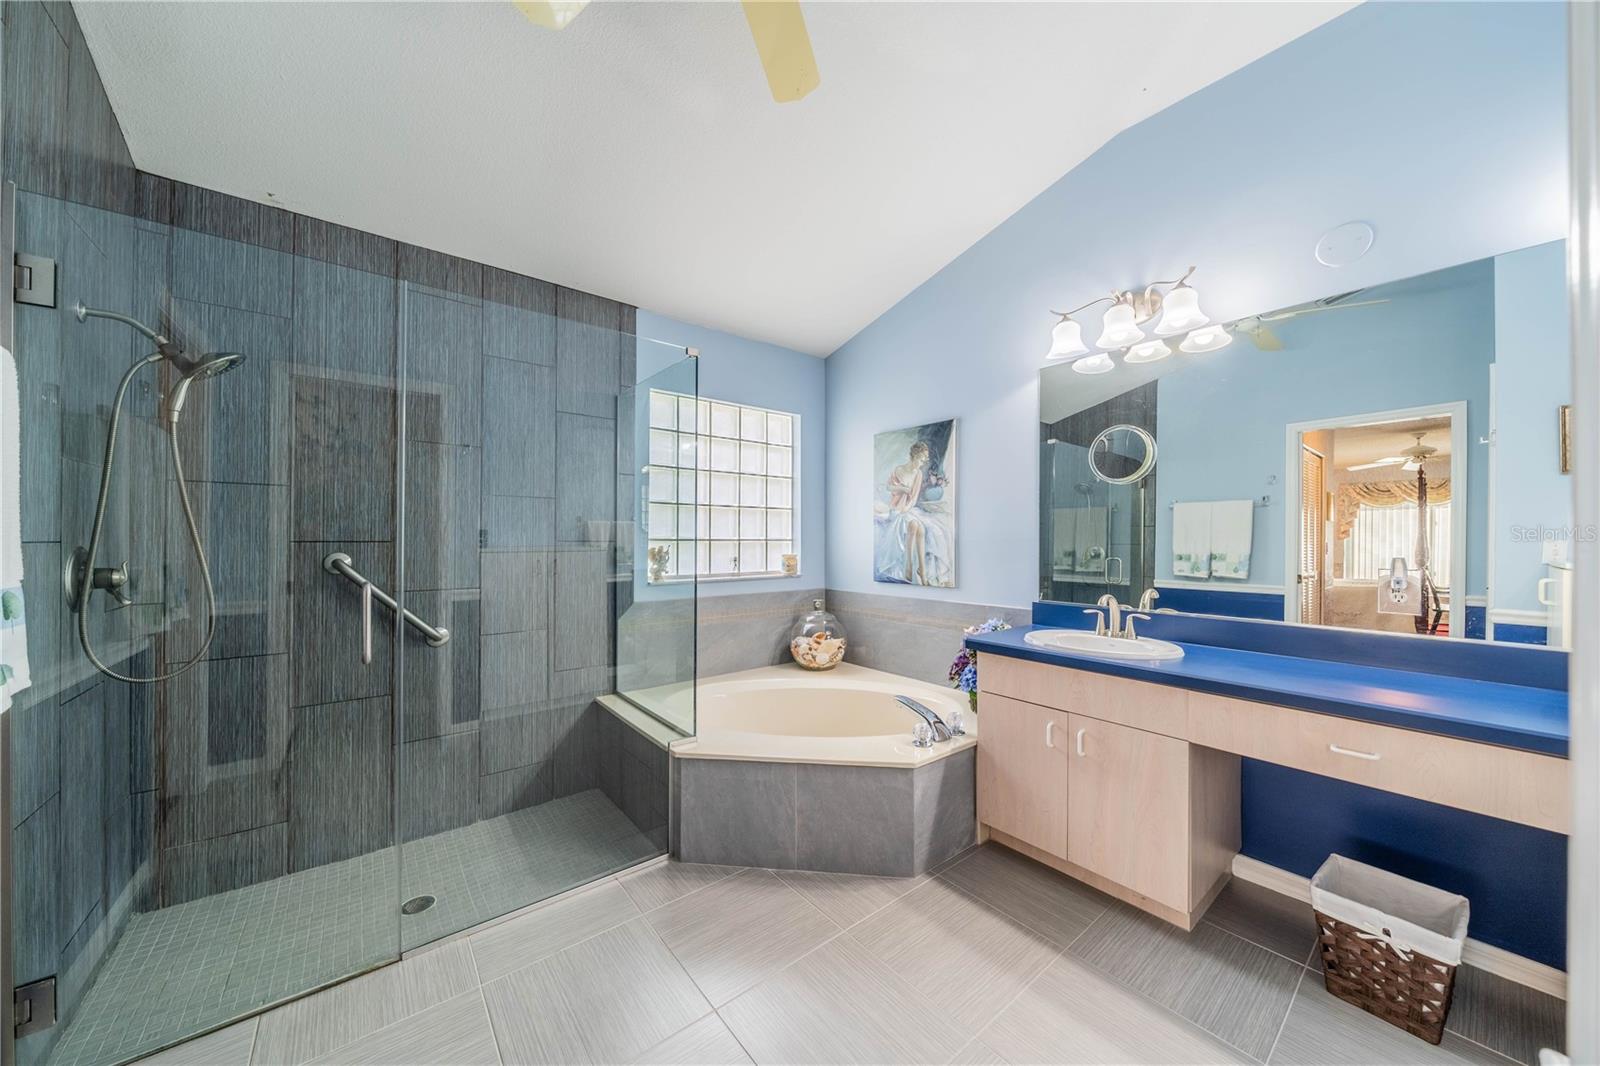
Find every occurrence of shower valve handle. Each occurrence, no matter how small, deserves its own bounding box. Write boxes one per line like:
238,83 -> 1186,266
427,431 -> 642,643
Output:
91,561 -> 134,607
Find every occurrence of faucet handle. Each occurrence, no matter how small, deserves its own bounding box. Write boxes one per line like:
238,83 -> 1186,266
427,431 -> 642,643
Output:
911,722 -> 933,748
1082,609 -> 1107,637
1123,612 -> 1152,640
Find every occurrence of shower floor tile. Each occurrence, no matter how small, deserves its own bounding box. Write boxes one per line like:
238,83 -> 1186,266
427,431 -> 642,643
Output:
46,790 -> 660,1066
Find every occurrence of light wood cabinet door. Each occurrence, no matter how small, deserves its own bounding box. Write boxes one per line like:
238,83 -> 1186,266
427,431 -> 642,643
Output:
977,694 -> 1072,858
1067,713 -> 1190,912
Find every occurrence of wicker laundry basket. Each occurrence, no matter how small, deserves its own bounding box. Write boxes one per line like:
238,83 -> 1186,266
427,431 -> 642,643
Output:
1310,855 -> 1471,1044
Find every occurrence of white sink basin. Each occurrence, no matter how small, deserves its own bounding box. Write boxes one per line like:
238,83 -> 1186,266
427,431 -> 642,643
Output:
1023,629 -> 1185,662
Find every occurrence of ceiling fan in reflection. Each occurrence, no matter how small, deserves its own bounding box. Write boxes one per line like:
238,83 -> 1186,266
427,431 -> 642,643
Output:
1233,291 -> 1389,351
1346,432 -> 1439,473
513,1 -> 821,103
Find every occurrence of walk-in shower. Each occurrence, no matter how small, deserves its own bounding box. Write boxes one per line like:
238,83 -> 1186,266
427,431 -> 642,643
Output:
65,304 -> 245,684
3,182 -> 694,1066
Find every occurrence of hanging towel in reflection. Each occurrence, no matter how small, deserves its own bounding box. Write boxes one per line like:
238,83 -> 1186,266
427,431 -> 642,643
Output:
1075,506 -> 1107,574
0,344 -> 31,711
1172,502 -> 1212,578
1210,499 -> 1255,580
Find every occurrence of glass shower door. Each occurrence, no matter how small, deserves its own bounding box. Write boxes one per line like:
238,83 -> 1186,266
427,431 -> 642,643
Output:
5,189 -> 405,1066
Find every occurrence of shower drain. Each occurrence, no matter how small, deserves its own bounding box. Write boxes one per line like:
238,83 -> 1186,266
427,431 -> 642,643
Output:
401,895 -> 436,915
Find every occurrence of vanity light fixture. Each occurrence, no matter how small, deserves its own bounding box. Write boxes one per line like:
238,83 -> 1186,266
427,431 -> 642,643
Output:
1154,272 -> 1209,336
1045,315 -> 1090,361
1096,299 -> 1145,349
1124,337 -> 1173,364
1179,323 -> 1233,353
1046,266 -> 1230,369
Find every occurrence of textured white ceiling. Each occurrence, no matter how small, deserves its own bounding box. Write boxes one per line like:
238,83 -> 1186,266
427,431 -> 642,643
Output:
78,1 -> 1350,356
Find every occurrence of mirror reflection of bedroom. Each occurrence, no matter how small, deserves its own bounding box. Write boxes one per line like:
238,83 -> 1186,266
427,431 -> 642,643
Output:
1295,414 -> 1457,636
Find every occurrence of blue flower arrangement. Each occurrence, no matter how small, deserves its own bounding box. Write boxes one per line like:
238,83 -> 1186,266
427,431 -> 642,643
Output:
949,617 -> 1011,711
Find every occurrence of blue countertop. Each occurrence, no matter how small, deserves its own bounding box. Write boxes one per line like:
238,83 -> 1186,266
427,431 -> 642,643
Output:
965,625 -> 1569,757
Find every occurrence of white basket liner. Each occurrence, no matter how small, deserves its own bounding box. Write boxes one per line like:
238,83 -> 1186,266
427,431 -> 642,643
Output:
1310,855 -> 1470,966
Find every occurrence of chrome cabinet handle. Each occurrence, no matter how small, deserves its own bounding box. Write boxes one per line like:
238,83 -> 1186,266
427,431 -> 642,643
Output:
1045,721 -> 1055,748
360,579 -> 373,666
1329,743 -> 1380,761
1075,728 -> 1086,757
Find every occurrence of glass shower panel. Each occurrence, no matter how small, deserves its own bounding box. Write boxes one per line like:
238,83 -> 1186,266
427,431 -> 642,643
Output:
394,284 -> 675,951
1040,439 -> 1150,604
6,190 -> 403,1066
617,344 -> 699,738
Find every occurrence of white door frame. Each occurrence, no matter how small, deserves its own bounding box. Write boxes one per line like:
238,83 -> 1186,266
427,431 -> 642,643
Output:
1565,5 -> 1598,1057
1282,401 -> 1469,637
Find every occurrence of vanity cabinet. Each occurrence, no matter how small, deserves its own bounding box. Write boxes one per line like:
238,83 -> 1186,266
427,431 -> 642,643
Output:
975,694 -> 1072,857
976,657 -> 1239,928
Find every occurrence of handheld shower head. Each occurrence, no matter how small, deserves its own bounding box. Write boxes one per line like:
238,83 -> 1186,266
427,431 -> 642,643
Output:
167,353 -> 246,420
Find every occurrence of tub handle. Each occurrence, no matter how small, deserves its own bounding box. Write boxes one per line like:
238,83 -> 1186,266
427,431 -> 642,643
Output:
1045,721 -> 1055,748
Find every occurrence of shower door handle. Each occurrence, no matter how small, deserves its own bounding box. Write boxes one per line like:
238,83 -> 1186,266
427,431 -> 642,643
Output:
360,579 -> 373,665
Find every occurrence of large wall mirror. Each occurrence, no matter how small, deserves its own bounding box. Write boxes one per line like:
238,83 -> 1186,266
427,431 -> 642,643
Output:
1040,241 -> 1571,649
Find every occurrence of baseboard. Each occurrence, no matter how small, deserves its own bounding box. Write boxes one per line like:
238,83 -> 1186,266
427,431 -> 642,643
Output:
1231,855 -> 1567,1000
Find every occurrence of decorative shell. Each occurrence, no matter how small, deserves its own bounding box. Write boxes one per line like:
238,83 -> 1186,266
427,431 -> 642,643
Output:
790,632 -> 846,670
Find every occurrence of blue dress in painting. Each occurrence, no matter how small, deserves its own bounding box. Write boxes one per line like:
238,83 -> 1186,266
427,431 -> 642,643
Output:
873,441 -> 954,586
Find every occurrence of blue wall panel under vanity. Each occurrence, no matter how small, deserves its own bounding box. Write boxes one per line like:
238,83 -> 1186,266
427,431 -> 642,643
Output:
1241,760 -> 1567,969
1151,585 -> 1285,621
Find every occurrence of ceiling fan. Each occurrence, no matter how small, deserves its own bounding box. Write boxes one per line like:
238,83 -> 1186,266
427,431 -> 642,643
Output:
1346,432 -> 1438,473
514,1 -> 821,103
1233,291 -> 1389,351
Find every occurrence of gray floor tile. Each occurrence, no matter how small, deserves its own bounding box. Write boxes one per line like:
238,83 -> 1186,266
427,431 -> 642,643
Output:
717,934 -> 970,1065
307,991 -> 500,1066
774,868 -> 928,929
483,918 -> 710,1064
937,843 -> 1109,948
1069,903 -> 1305,1061
949,1038 -> 1009,1065
644,869 -> 840,1006
618,861 -> 744,912
1202,879 -> 1321,966
133,1018 -> 257,1066
1272,980 -> 1519,1065
1444,966 -> 1566,1066
849,879 -> 1058,1031
980,953 -> 1252,1065
630,1013 -> 752,1065
252,941 -> 477,1064
470,880 -> 641,983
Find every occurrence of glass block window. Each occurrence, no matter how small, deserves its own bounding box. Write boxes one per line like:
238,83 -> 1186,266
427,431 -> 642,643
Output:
646,391 -> 797,580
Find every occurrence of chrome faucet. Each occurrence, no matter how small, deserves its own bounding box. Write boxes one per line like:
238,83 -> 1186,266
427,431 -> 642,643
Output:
1093,594 -> 1150,640
1139,588 -> 1160,612
896,696 -> 953,743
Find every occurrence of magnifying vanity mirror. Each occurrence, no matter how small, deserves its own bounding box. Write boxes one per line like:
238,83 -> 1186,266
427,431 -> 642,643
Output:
1041,241 -> 1572,649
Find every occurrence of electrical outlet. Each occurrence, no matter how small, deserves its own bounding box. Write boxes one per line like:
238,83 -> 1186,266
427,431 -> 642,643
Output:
1542,539 -> 1570,566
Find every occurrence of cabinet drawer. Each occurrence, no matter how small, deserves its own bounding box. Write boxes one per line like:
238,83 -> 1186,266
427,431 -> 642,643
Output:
1187,692 -> 1569,834
979,654 -> 1187,739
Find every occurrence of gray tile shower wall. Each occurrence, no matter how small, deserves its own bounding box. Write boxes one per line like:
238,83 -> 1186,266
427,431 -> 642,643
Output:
4,6 -> 646,1056
824,589 -> 1032,685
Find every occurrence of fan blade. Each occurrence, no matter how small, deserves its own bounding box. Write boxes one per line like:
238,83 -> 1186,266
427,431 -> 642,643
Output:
742,0 -> 821,103
514,1 -> 589,30
1247,323 -> 1284,351
1260,299 -> 1389,323
1347,457 -> 1406,471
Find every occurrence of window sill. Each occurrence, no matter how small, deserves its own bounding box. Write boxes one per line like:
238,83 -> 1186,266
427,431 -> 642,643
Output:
649,571 -> 803,586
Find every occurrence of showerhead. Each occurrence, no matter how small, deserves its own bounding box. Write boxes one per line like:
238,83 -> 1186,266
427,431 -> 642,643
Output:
167,354 -> 245,420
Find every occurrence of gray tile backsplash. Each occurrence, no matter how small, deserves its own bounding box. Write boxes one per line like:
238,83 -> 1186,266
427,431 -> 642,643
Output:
825,588 -> 1031,684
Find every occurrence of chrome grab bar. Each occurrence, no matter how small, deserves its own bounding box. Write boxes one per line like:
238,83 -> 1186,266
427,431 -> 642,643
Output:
322,552 -> 451,649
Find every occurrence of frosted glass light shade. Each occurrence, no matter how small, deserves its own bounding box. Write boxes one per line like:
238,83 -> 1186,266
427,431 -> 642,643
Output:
1071,352 -> 1116,375
1179,324 -> 1233,353
1155,284 -> 1208,336
1125,338 -> 1172,364
1046,317 -> 1089,361
1096,302 -> 1145,348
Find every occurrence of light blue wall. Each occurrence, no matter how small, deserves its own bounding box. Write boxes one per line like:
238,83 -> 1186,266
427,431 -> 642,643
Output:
1154,260 -> 1494,596
1493,240 -> 1572,615
636,311 -> 827,597
824,1 -> 1566,607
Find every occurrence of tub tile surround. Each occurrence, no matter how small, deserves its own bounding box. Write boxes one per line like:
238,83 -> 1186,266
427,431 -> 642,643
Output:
135,845 -> 1561,1066
825,588 -> 1031,685
676,748 -> 975,878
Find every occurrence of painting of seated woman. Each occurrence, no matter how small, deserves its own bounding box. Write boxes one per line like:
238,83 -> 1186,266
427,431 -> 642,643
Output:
873,418 -> 957,587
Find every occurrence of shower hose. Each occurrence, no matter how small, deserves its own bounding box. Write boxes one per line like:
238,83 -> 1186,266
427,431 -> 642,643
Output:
77,353 -> 219,683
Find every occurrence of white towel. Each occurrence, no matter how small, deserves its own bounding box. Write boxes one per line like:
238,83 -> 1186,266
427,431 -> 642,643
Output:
0,344 -> 32,711
1075,506 -> 1106,574
1210,499 -> 1255,580
1172,502 -> 1212,578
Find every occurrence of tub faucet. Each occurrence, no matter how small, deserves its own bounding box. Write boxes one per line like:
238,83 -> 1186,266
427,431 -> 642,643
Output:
896,696 -> 952,743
